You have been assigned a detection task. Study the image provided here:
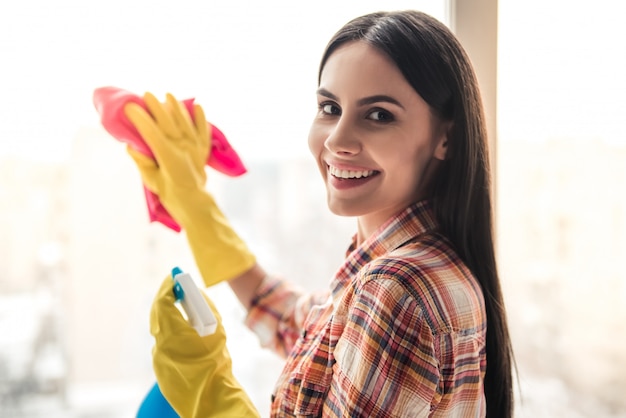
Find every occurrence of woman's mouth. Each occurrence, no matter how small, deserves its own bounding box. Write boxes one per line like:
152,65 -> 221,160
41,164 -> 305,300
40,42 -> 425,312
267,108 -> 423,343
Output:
327,164 -> 380,189
328,165 -> 377,179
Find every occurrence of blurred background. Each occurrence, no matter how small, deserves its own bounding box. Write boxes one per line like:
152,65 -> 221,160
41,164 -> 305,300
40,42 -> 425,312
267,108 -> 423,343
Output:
0,0 -> 625,416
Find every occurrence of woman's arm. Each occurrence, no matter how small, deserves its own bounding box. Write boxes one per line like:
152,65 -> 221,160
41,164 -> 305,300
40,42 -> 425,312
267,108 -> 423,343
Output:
124,93 -> 258,287
239,271 -> 330,357
326,267 -> 486,416
328,277 -> 440,416
227,263 -> 267,310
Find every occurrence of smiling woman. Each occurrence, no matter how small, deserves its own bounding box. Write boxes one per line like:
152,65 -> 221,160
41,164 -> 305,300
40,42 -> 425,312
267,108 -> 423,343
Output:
121,9 -> 512,417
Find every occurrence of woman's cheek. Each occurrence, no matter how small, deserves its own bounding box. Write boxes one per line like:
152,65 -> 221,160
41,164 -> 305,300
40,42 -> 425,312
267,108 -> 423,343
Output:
307,122 -> 325,156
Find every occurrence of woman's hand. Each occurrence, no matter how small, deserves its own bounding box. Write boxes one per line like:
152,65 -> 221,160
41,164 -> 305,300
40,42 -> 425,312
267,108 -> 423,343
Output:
124,92 -> 210,196
150,274 -> 260,418
123,93 -> 257,287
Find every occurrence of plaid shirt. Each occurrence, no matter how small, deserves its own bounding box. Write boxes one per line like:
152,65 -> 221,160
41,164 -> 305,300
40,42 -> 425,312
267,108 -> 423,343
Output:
246,200 -> 487,417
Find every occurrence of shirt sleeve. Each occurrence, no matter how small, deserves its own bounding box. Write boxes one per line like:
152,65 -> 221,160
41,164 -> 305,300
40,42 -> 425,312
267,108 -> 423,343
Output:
245,275 -> 330,357
328,277 -> 440,417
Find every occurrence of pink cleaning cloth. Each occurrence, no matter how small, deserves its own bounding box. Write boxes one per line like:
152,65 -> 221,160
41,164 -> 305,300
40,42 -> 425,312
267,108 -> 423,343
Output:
93,86 -> 247,232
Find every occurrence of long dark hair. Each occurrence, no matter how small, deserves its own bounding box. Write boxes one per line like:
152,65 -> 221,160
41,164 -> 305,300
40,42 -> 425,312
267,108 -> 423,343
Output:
318,11 -> 514,417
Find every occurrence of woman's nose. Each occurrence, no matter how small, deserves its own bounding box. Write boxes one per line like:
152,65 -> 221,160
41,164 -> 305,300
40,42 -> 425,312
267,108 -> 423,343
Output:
324,118 -> 361,156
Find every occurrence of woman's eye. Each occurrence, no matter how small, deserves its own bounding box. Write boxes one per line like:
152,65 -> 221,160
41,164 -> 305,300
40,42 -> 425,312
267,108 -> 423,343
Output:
320,103 -> 340,115
367,110 -> 394,122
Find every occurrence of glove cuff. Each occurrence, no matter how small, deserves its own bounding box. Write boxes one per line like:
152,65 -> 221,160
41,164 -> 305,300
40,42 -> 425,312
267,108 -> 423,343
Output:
167,189 -> 257,287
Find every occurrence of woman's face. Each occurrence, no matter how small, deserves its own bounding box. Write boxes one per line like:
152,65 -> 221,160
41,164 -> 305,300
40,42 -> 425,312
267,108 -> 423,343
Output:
308,41 -> 449,235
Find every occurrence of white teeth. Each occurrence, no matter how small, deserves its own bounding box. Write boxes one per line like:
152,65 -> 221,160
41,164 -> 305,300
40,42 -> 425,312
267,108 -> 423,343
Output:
328,166 -> 375,179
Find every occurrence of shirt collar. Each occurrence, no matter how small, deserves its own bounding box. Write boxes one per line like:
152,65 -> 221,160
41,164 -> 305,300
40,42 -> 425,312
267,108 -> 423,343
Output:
330,200 -> 439,299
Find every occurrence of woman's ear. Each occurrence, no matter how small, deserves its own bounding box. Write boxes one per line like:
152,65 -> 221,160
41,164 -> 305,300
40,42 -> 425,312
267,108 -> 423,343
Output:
433,121 -> 452,161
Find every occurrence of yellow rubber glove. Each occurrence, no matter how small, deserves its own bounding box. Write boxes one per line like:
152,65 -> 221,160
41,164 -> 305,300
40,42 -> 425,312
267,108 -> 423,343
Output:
151,274 -> 260,418
124,93 -> 256,287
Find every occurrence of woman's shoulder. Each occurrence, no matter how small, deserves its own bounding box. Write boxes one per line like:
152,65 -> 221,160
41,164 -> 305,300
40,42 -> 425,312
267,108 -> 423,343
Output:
355,232 -> 486,336
361,231 -> 470,283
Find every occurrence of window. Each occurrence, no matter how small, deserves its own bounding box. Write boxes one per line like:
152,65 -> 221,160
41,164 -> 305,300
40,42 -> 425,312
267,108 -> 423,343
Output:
497,0 -> 626,416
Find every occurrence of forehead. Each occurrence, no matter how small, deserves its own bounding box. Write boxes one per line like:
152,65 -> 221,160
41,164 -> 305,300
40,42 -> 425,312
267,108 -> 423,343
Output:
319,41 -> 415,99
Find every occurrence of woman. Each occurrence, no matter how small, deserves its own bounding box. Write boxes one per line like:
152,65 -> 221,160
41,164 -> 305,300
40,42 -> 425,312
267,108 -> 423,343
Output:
126,9 -> 514,418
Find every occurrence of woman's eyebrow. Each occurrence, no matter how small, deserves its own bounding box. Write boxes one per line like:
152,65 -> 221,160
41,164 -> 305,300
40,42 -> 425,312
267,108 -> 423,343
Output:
357,95 -> 404,109
316,88 -> 404,110
316,88 -> 338,100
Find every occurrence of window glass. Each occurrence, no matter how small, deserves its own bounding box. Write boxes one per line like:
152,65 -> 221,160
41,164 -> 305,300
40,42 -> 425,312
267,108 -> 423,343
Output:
498,0 -> 626,416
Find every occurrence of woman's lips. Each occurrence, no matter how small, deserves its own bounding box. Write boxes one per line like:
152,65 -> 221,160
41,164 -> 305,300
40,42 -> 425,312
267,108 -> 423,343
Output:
327,165 -> 380,190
